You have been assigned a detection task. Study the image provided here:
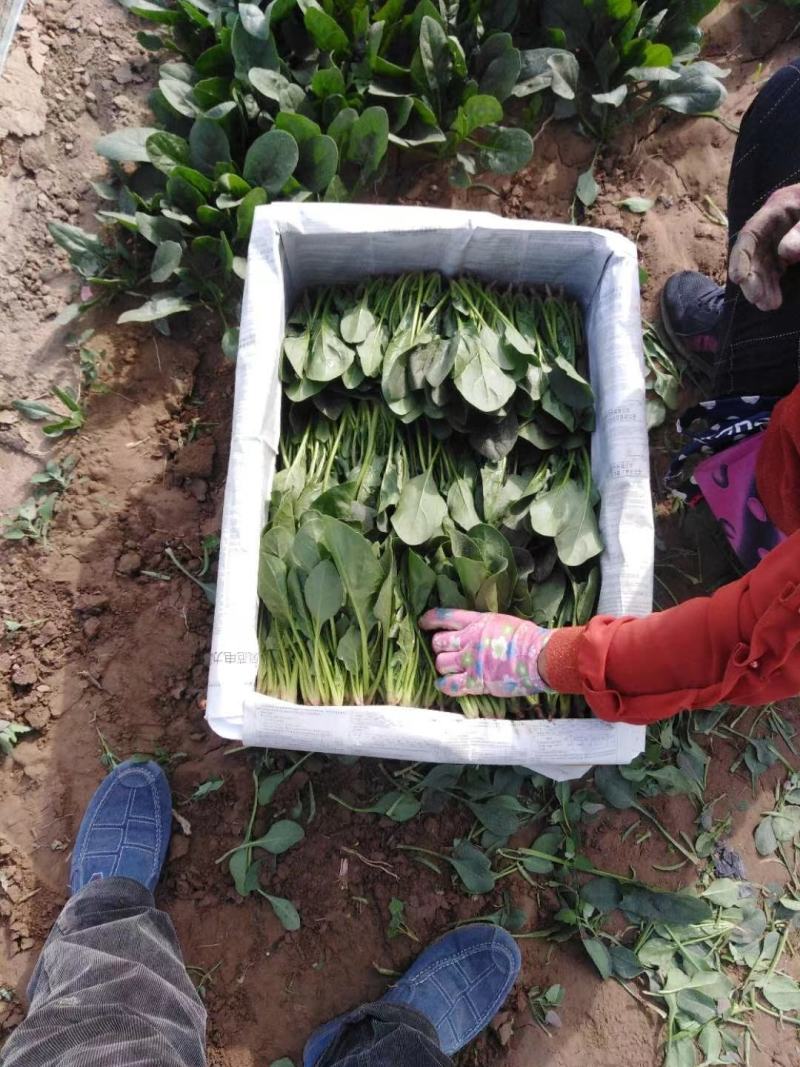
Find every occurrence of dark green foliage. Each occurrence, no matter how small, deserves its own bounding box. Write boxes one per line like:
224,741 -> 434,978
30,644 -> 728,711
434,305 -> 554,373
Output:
53,0 -> 539,335
51,1 -> 725,346
510,0 -> 728,134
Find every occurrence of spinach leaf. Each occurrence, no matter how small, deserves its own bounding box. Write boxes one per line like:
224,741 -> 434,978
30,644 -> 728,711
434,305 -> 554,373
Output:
453,331 -> 516,413
304,559 -> 345,626
320,516 -> 382,625
307,316 -> 355,381
447,477 -> 482,531
391,472 -> 448,546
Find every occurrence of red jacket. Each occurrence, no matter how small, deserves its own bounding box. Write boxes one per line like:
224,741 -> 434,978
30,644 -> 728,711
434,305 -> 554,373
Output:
544,385 -> 800,723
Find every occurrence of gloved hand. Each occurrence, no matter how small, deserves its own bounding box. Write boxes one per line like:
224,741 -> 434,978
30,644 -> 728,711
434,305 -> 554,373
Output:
419,609 -> 553,698
729,183 -> 800,311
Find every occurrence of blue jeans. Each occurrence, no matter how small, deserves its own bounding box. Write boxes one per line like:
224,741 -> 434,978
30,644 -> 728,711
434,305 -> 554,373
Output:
0,879 -> 450,1067
715,58 -> 800,396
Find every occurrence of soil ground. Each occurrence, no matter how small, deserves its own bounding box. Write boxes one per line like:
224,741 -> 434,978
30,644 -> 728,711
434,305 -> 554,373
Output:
1,3 -> 800,1066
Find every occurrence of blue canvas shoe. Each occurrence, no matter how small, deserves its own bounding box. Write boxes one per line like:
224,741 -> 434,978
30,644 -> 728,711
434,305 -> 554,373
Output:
661,270 -> 725,359
303,924 -> 521,1065
69,759 -> 172,895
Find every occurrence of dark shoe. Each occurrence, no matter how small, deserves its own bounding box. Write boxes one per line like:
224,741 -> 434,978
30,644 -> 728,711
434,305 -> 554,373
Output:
69,759 -> 172,895
661,271 -> 725,358
303,924 -> 521,1064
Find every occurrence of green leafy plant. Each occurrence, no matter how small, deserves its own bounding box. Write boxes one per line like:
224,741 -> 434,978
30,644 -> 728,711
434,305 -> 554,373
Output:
479,891 -> 527,932
218,770 -> 303,930
49,0 -> 725,345
66,328 -> 110,392
97,730 -> 123,770
186,960 -> 222,998
31,458 -> 77,492
191,776 -> 225,799
0,721 -> 33,757
693,797 -> 732,860
643,322 -> 681,430
1,458 -> 76,546
754,773 -> 800,857
386,896 -> 419,941
339,763 -> 546,854
224,750 -> 318,918
617,196 -> 654,213
165,545 -> 217,603
399,836 -> 497,895
527,984 -> 566,1032
14,388 -> 86,437
51,0 -> 539,337
527,0 -> 729,208
258,275 -> 601,717
511,0 -> 728,139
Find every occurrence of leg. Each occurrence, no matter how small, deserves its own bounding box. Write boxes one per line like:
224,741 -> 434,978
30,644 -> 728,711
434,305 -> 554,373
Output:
661,59 -> 800,395
315,1002 -> 451,1067
2,758 -> 205,1067
726,60 -> 800,242
2,877 -> 206,1067
715,58 -> 800,395
303,925 -> 520,1067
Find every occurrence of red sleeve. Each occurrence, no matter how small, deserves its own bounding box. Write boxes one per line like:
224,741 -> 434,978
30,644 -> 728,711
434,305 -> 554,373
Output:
572,529 -> 800,724
541,389 -> 800,723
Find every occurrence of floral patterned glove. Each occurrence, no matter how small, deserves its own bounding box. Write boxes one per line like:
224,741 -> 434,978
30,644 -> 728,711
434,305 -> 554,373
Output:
419,608 -> 553,698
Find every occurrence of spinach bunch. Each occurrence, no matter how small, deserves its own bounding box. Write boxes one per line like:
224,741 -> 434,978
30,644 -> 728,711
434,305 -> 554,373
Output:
259,281 -> 604,719
282,273 -> 594,459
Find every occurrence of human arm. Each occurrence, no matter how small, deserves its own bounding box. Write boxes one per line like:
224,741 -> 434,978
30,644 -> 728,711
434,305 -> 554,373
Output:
545,528 -> 800,723
421,530 -> 800,723
729,183 -> 800,311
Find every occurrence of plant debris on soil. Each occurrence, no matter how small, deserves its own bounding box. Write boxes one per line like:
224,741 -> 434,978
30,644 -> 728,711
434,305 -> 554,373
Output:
2,3 -> 800,1067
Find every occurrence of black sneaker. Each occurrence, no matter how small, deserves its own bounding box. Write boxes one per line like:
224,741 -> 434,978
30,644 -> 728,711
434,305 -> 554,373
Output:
660,271 -> 725,359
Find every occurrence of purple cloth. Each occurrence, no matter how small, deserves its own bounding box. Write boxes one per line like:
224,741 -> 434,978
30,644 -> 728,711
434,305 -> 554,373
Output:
693,433 -> 786,570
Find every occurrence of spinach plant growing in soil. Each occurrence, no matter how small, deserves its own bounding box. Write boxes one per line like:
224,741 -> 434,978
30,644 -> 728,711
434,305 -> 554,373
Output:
50,0 -> 540,338
50,0 -> 726,345
257,272 -> 603,719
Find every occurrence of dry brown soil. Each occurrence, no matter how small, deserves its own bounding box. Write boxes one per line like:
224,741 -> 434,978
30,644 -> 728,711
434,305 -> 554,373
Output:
1,3 -> 799,1066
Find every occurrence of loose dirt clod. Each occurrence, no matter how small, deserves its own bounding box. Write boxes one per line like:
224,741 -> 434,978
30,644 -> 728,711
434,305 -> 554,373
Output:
23,705 -> 50,730
116,551 -> 141,576
173,437 -> 215,480
11,663 -> 37,688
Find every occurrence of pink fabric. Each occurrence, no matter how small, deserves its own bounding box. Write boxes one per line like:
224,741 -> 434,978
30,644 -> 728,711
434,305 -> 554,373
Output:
694,433 -> 786,569
419,609 -> 552,697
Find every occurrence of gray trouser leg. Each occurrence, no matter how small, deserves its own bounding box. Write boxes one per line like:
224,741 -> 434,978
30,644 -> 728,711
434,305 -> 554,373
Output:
316,1002 -> 452,1067
1,877 -> 206,1067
